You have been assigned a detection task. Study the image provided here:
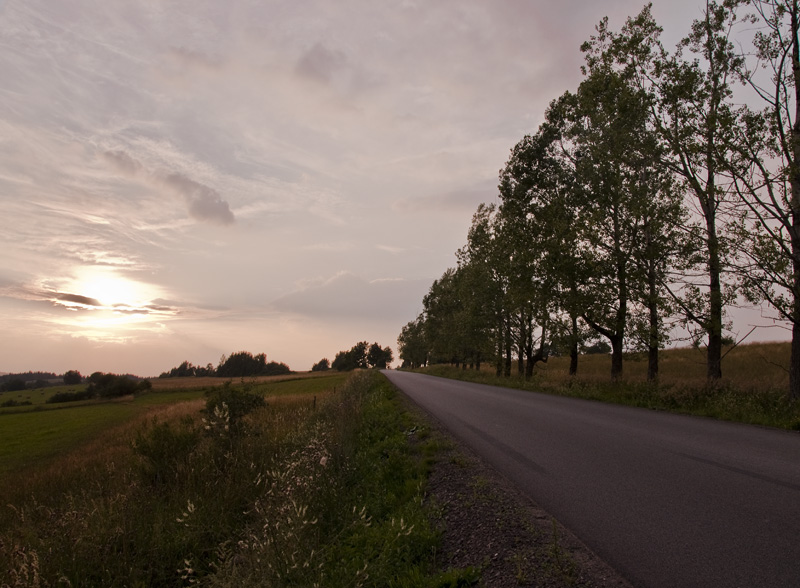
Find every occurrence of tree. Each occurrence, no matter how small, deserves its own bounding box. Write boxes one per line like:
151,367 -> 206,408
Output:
580,2 -> 746,382
557,61 -> 679,381
367,343 -> 393,369
311,358 -> 330,372
217,351 -> 268,378
398,317 -> 429,369
87,373 -> 148,398
63,370 -> 82,385
1,379 -> 26,392
728,0 -> 800,399
332,342 -> 369,371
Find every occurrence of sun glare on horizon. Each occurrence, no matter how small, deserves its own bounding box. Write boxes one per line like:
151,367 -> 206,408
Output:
69,267 -> 156,307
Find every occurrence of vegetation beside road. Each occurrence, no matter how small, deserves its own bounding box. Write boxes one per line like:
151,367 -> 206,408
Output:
416,342 -> 800,431
0,371 -> 475,587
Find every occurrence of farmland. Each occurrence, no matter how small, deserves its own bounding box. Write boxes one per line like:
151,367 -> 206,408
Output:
0,371 -> 478,587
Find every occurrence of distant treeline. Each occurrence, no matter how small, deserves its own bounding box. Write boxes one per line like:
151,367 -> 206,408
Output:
159,351 -> 292,379
0,372 -> 58,384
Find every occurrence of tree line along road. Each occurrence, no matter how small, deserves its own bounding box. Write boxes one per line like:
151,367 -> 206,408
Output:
382,370 -> 800,588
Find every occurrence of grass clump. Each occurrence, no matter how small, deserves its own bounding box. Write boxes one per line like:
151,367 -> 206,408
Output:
0,372 -> 475,587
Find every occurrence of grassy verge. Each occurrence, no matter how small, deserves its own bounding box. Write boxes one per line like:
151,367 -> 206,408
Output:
418,349 -> 800,431
0,372 -> 476,587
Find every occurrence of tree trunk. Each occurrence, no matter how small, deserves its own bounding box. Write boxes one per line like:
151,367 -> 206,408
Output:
789,3 -> 800,400
569,314 -> 579,376
504,317 -> 512,378
647,254 -> 659,383
707,215 -> 723,382
610,335 -> 623,381
496,318 -> 504,377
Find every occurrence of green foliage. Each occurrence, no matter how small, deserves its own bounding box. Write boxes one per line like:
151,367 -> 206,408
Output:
216,350 -> 268,377
62,370 -> 82,385
332,341 -> 393,370
203,382 -> 266,437
0,399 -> 32,408
0,372 -> 476,587
87,373 -> 149,398
214,351 -> 293,378
160,360 -> 217,378
312,357 -> 331,371
1,378 -> 26,392
133,417 -> 200,487
46,389 -> 95,403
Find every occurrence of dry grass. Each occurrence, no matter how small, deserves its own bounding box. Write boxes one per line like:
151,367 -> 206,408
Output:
422,342 -> 800,430
149,371 -> 332,391
531,341 -> 791,390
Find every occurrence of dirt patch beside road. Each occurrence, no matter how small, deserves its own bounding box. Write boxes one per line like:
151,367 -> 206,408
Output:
408,399 -> 634,588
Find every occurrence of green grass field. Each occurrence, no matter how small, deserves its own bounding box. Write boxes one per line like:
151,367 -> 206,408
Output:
0,371 -> 475,587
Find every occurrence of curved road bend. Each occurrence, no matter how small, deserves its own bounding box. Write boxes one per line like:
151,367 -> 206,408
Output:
382,370 -> 800,588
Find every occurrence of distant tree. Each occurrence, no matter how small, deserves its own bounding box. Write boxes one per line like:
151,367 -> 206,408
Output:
583,340 -> 612,355
398,317 -> 428,369
217,351 -> 268,378
311,358 -> 330,372
1,379 -> 26,392
87,373 -> 149,398
63,370 -> 82,385
332,342 -> 369,371
367,343 -> 393,369
263,361 -> 292,376
196,363 -> 216,377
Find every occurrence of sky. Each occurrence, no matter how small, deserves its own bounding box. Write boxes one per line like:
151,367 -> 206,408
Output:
0,0 -> 729,376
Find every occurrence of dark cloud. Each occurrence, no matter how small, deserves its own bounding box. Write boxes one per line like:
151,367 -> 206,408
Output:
56,293 -> 102,307
102,149 -> 235,225
162,173 -> 235,225
295,43 -> 347,84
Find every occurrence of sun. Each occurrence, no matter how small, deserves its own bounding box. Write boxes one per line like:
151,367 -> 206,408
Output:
63,266 -> 163,310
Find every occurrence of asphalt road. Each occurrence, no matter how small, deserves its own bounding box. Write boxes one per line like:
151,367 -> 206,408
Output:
382,370 -> 800,588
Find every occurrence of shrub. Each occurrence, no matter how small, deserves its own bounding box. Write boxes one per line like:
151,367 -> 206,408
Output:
47,389 -> 96,404
203,382 -> 266,437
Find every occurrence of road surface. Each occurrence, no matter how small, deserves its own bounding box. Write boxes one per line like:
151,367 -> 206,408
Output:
382,370 -> 800,588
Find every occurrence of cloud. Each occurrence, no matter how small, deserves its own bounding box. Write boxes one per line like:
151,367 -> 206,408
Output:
161,173 -> 235,225
103,150 -> 143,176
103,149 -> 235,225
271,272 -> 429,321
57,293 -> 102,308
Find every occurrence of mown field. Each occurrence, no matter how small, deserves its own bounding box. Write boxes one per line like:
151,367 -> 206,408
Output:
0,371 -> 476,587
420,341 -> 800,430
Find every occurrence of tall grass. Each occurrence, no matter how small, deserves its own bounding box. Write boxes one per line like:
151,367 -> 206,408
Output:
421,342 -> 800,430
0,372 -> 474,587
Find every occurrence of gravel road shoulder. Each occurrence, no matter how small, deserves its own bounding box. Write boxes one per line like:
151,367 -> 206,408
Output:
402,395 -> 634,588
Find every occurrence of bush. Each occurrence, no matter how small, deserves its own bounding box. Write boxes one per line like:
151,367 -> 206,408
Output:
47,389 -> 96,404
203,382 -> 266,437
0,399 -> 32,408
132,418 -> 200,487
87,374 -> 149,398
